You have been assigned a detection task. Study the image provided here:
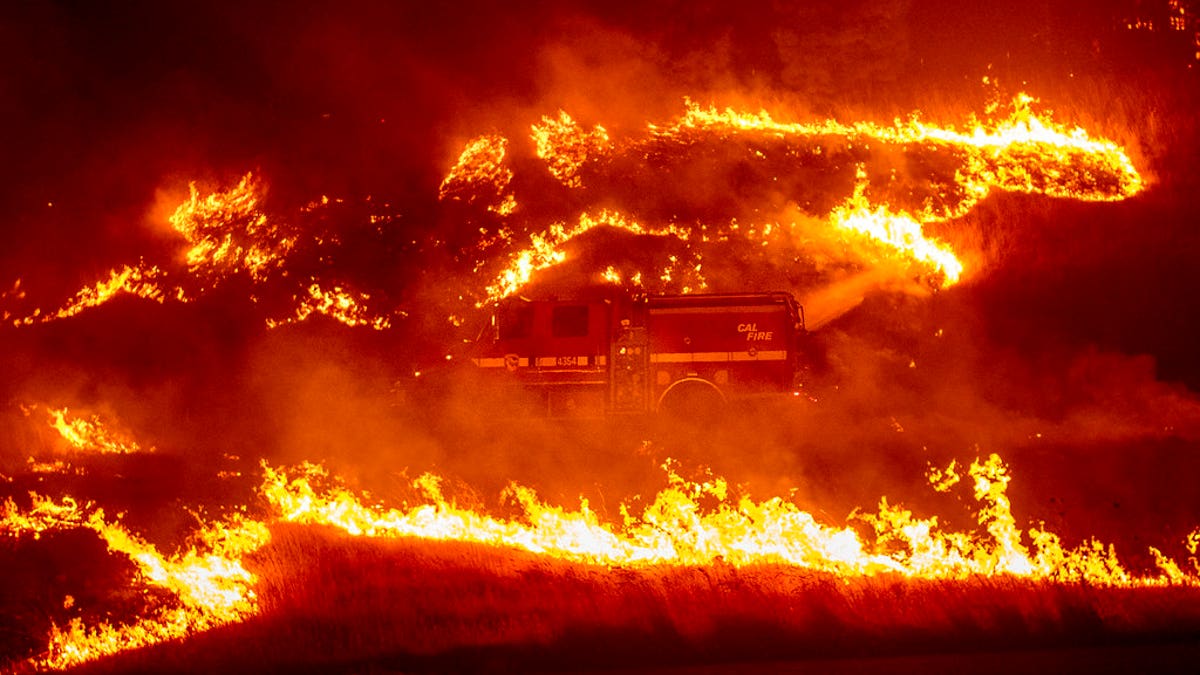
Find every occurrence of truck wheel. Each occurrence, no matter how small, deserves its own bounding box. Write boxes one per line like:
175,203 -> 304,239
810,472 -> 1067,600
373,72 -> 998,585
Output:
657,378 -> 726,422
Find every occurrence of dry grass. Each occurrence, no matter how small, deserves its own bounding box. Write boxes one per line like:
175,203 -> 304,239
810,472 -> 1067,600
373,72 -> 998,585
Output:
53,523 -> 1200,674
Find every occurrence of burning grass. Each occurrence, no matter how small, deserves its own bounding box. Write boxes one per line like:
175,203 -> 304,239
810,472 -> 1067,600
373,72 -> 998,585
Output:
49,524 -> 1200,674
1,428 -> 1197,674
5,315 -> 1200,672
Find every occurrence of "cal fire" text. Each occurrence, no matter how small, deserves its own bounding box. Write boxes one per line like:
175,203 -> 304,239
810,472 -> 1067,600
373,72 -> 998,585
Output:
737,323 -> 773,341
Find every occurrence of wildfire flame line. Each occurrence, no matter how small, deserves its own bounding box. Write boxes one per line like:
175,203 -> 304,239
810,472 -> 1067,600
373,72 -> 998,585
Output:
5,174 -> 396,331
265,283 -> 393,331
45,406 -> 149,455
452,93 -> 1143,302
264,454 -> 1196,584
5,448 -> 1198,670
0,493 -> 267,670
483,210 -> 691,304
9,264 -> 169,327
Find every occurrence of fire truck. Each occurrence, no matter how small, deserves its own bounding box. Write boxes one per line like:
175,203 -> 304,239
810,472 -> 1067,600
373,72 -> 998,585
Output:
469,292 -> 808,418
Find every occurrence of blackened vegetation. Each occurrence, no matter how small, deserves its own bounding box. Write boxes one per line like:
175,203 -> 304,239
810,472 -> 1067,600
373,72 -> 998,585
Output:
0,529 -> 166,668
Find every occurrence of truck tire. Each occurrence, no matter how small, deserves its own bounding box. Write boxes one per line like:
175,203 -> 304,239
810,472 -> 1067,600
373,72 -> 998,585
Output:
656,378 -> 726,421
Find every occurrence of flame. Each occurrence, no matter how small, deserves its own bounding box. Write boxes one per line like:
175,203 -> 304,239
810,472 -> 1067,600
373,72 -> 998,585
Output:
168,173 -> 292,288
266,283 -> 392,330
6,173 -> 401,330
925,458 -> 961,492
45,407 -> 149,455
438,134 -> 515,213
484,210 -> 690,304
3,92 -> 1146,327
668,94 -> 1142,205
11,263 -> 168,327
530,111 -> 612,188
1,492 -> 267,670
261,454 -> 1194,586
448,93 -> 1144,302
831,166 -> 963,286
4,175 -> 283,326
490,193 -> 518,216
26,458 -> 83,475
1,493 -> 87,540
5,446 -> 1197,670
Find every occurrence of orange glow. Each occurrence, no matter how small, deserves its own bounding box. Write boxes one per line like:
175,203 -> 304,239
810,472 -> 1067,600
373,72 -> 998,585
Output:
8,93 -> 1145,327
0,90 -> 1161,669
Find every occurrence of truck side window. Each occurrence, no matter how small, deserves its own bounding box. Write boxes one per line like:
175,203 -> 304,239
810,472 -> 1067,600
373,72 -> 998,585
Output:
551,305 -> 589,338
499,305 -> 534,340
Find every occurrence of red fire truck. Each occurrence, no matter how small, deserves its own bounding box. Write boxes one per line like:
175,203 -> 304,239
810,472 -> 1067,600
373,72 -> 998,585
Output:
469,292 -> 808,418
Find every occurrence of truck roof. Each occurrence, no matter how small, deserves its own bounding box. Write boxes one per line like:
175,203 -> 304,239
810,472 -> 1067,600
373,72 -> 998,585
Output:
645,292 -> 799,309
646,292 -> 803,329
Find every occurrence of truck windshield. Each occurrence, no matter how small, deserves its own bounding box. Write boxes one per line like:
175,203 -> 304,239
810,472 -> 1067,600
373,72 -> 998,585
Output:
499,304 -> 534,340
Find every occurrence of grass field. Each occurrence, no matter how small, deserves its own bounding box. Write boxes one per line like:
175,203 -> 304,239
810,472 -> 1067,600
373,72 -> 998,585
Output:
39,522 -> 1199,674
0,388 -> 1198,673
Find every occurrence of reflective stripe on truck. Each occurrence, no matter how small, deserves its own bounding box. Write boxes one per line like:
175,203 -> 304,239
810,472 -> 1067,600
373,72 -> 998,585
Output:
650,350 -> 788,363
